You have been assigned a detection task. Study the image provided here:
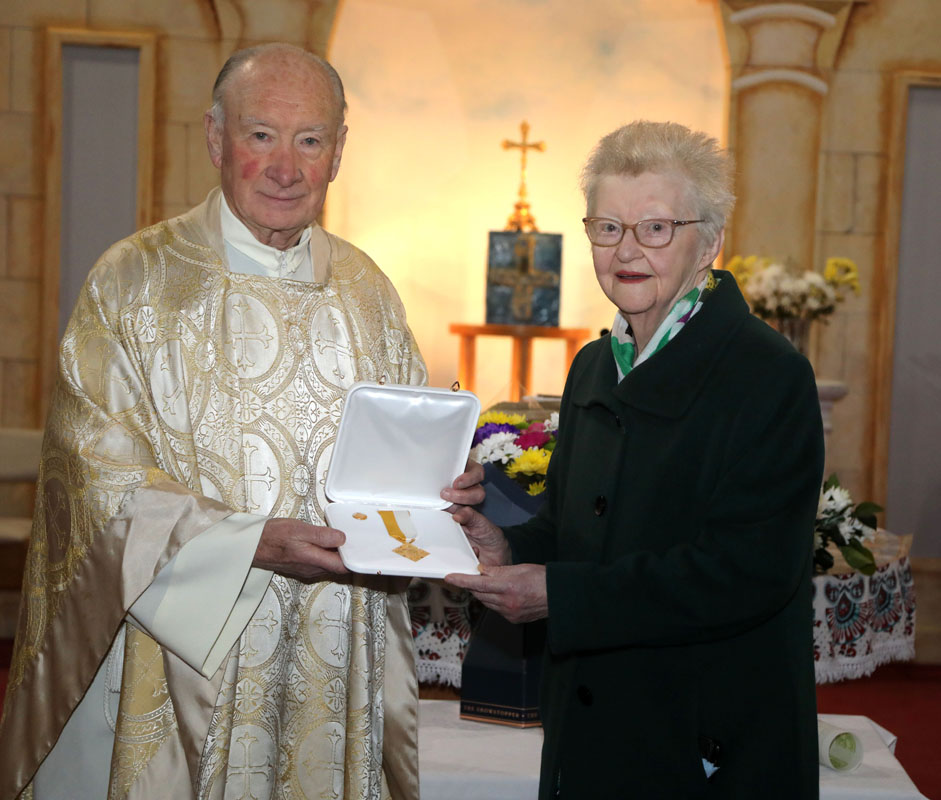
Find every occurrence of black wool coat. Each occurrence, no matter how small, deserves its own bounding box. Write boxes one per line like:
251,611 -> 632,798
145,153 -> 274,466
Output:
504,272 -> 824,799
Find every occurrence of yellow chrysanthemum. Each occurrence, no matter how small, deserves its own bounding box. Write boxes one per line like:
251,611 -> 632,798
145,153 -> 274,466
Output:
725,254 -> 745,283
477,411 -> 528,428
824,257 -> 860,294
506,448 -> 551,477
526,480 -> 546,496
725,254 -> 763,287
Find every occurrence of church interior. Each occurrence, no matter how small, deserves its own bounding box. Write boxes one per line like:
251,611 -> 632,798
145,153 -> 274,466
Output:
0,0 -> 940,796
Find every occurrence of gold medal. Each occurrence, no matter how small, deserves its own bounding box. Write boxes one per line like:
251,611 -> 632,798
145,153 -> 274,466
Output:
377,509 -> 430,562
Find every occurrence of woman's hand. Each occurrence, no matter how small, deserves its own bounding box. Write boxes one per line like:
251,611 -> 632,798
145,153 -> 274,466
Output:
440,458 -> 486,510
450,505 -> 511,566
445,563 -> 548,624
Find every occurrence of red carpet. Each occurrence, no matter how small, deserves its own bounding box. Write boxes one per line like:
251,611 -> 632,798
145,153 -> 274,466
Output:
0,641 -> 937,797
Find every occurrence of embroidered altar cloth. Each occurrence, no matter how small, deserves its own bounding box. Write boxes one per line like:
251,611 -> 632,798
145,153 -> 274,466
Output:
813,531 -> 916,684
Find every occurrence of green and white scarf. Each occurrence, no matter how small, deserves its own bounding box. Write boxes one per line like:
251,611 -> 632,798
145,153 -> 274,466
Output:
610,271 -> 719,382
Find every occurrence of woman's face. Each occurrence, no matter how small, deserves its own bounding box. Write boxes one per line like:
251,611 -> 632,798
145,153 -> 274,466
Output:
590,171 -> 722,347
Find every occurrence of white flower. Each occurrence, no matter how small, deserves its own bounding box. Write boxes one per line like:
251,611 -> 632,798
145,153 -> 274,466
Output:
471,432 -> 523,465
747,263 -> 806,317
544,411 -> 559,433
813,476 -> 880,574
838,517 -> 861,539
805,271 -> 826,288
855,521 -> 877,542
819,486 -> 852,515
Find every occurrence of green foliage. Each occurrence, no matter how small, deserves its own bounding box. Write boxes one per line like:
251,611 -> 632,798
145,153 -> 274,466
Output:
813,474 -> 882,576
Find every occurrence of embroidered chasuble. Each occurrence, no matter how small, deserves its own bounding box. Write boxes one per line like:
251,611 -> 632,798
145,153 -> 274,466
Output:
0,188 -> 426,800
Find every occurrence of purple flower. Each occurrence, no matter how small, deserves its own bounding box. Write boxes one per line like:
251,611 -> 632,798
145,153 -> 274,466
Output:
473,422 -> 520,447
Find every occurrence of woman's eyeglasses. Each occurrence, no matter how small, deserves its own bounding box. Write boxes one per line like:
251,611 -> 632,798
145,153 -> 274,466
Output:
582,217 -> 703,248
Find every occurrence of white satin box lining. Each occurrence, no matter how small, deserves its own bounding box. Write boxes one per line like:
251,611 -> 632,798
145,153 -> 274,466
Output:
325,382 -> 481,578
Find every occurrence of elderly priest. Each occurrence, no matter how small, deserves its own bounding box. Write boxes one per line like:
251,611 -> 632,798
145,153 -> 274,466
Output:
0,43 -> 482,800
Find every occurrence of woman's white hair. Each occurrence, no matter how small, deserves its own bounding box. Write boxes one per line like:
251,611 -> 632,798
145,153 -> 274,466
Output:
580,120 -> 735,242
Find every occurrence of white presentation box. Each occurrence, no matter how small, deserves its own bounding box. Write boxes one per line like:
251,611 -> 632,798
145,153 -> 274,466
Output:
325,382 -> 481,579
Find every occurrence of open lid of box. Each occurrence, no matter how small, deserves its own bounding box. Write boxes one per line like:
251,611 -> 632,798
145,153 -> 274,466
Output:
326,382 -> 480,509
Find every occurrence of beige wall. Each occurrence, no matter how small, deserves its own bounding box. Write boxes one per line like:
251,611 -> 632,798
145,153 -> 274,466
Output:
326,0 -> 726,408
816,0 -> 941,514
2,0 -> 940,521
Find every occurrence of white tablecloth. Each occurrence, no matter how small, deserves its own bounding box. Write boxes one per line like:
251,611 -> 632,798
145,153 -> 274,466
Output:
419,700 -> 543,800
817,714 -> 927,799
418,701 -> 928,800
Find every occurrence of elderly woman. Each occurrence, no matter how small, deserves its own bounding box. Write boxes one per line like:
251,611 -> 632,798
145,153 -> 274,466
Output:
447,121 -> 824,799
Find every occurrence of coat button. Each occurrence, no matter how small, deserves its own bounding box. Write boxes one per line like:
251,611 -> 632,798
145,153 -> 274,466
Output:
577,685 -> 593,706
593,495 -> 607,516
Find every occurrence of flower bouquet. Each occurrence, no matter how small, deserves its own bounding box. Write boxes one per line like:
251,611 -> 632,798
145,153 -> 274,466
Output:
814,474 -> 882,576
725,255 -> 860,353
470,410 -> 558,496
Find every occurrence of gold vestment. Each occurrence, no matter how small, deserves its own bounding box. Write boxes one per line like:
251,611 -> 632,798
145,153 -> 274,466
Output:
0,189 -> 425,800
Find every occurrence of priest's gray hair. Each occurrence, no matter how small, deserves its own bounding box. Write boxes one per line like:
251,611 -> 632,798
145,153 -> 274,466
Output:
580,121 -> 735,243
209,43 -> 347,127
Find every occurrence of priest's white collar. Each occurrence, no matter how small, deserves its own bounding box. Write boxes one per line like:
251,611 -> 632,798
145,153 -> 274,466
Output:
220,193 -> 314,282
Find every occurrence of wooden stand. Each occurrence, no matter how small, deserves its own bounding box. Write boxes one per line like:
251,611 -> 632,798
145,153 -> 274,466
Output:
449,323 -> 591,402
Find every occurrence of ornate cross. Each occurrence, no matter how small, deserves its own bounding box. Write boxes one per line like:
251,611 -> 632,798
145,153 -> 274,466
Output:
313,589 -> 351,663
230,731 -> 273,800
228,299 -> 274,369
243,609 -> 278,658
239,442 -> 276,511
502,121 -> 545,232
159,349 -> 185,415
83,339 -> 136,401
303,727 -> 345,797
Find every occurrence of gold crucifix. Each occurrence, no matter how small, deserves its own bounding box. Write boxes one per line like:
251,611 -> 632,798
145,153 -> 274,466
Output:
502,121 -> 545,232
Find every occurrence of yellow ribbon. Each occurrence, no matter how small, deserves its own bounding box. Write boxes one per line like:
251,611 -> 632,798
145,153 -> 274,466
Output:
378,510 -> 430,562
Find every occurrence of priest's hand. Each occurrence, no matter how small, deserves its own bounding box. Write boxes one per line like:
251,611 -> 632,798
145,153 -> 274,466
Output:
450,505 -> 511,566
253,518 -> 349,581
440,458 -> 486,510
445,564 -> 548,624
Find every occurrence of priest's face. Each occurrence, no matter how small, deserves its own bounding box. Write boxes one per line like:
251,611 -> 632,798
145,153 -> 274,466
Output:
205,52 -> 347,250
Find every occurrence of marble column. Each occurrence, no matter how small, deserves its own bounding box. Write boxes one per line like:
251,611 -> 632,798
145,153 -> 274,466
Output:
719,1 -> 863,463
719,0 -> 862,269
815,379 -> 847,434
